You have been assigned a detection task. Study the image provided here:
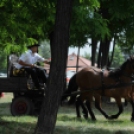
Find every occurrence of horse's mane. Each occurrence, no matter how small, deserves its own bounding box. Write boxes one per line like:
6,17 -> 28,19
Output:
108,59 -> 129,78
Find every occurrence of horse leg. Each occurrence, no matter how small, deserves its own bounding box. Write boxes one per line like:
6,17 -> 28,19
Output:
85,100 -> 96,121
75,96 -> 88,119
129,100 -> 134,122
94,96 -> 109,119
124,99 -> 128,107
75,96 -> 81,118
109,98 -> 123,119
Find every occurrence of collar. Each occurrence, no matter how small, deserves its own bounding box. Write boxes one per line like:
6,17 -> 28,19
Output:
28,49 -> 36,55
28,49 -> 32,53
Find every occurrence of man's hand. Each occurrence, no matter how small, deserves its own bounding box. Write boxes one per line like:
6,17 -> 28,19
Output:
45,60 -> 51,64
30,64 -> 35,68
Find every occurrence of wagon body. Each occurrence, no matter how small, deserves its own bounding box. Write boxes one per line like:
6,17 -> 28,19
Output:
0,77 -> 27,92
0,54 -> 45,116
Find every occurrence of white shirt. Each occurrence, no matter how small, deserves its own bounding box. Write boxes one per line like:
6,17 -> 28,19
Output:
14,50 -> 45,69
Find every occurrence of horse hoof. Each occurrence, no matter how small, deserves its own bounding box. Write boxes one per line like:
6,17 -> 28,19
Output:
83,114 -> 88,119
108,115 -> 118,119
92,119 -> 96,121
91,118 -> 96,121
107,117 -> 113,120
105,115 -> 110,120
77,116 -> 81,118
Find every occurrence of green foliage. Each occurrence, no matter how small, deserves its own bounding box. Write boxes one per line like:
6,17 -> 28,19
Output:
0,0 -> 56,47
2,43 -> 26,55
82,52 -> 91,60
74,0 -> 99,6
0,0 -> 103,52
111,45 -> 125,68
0,0 -> 134,65
38,41 -> 51,59
89,12 -> 110,39
0,51 -> 7,70
104,0 -> 134,47
70,5 -> 109,47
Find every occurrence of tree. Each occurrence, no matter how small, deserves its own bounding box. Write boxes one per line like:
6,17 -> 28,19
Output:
94,0 -> 134,68
0,0 -> 56,52
34,0 -> 73,133
35,1 -> 100,133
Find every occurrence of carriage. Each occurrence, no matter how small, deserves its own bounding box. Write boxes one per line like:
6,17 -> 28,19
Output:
0,54 -> 46,116
2,53 -> 134,122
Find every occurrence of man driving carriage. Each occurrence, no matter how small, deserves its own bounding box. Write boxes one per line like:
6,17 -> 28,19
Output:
14,43 -> 50,90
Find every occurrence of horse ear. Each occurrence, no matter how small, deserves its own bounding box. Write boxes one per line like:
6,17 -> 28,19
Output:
129,55 -> 134,61
130,55 -> 134,60
132,55 -> 134,60
127,55 -> 131,61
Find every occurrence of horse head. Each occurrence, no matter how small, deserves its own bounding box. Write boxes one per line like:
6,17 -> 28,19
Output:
109,56 -> 134,79
122,56 -> 134,76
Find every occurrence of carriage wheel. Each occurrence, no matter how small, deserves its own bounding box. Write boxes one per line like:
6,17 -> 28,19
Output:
10,97 -> 34,116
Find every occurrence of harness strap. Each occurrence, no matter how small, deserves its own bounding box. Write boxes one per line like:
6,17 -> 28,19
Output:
100,70 -> 105,95
65,81 -> 134,97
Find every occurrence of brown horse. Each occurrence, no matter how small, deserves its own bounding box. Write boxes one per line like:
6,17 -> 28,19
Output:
62,56 -> 134,121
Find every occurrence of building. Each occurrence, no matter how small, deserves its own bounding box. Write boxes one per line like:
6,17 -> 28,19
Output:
66,53 -> 91,84
44,53 -> 91,73
67,53 -> 91,71
44,53 -> 91,84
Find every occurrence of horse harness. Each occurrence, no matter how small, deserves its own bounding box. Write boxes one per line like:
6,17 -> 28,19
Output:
100,70 -> 105,95
100,69 -> 134,96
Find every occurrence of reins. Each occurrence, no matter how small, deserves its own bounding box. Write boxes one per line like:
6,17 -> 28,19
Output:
63,81 -> 134,97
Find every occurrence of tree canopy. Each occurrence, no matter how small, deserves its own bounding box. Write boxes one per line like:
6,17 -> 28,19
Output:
1,0 -> 134,134
0,0 -> 134,67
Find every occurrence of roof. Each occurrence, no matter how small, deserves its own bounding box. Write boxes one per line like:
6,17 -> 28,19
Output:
67,53 -> 91,71
44,53 -> 91,72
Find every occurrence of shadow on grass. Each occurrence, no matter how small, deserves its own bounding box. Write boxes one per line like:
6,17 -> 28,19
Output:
0,102 -> 133,134
0,116 -> 36,134
57,114 -> 125,123
55,126 -> 134,134
0,102 -> 11,116
0,116 -> 133,134
0,102 -> 11,108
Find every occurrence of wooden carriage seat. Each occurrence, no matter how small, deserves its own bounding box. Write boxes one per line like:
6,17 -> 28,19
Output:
8,54 -> 26,77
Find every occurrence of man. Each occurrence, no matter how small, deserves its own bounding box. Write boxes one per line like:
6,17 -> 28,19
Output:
15,43 -> 50,90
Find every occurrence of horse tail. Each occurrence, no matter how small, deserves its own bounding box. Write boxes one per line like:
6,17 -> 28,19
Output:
67,73 -> 78,93
65,73 -> 78,105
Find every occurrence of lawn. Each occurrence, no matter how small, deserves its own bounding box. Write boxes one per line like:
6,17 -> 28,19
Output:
0,93 -> 134,134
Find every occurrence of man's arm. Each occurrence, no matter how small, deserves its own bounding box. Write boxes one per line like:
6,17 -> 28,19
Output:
18,60 -> 34,67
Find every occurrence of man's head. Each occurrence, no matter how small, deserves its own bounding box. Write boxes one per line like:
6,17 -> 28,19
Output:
27,44 -> 40,53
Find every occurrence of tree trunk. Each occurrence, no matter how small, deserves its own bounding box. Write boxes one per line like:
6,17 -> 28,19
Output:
34,0 -> 73,134
91,38 -> 98,66
107,37 -> 116,68
97,40 -> 102,68
97,38 -> 111,68
101,38 -> 111,68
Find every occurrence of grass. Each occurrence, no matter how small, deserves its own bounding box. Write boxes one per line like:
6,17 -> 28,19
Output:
0,93 -> 134,134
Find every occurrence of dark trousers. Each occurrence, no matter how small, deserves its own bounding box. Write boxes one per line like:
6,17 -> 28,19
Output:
25,68 -> 48,88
